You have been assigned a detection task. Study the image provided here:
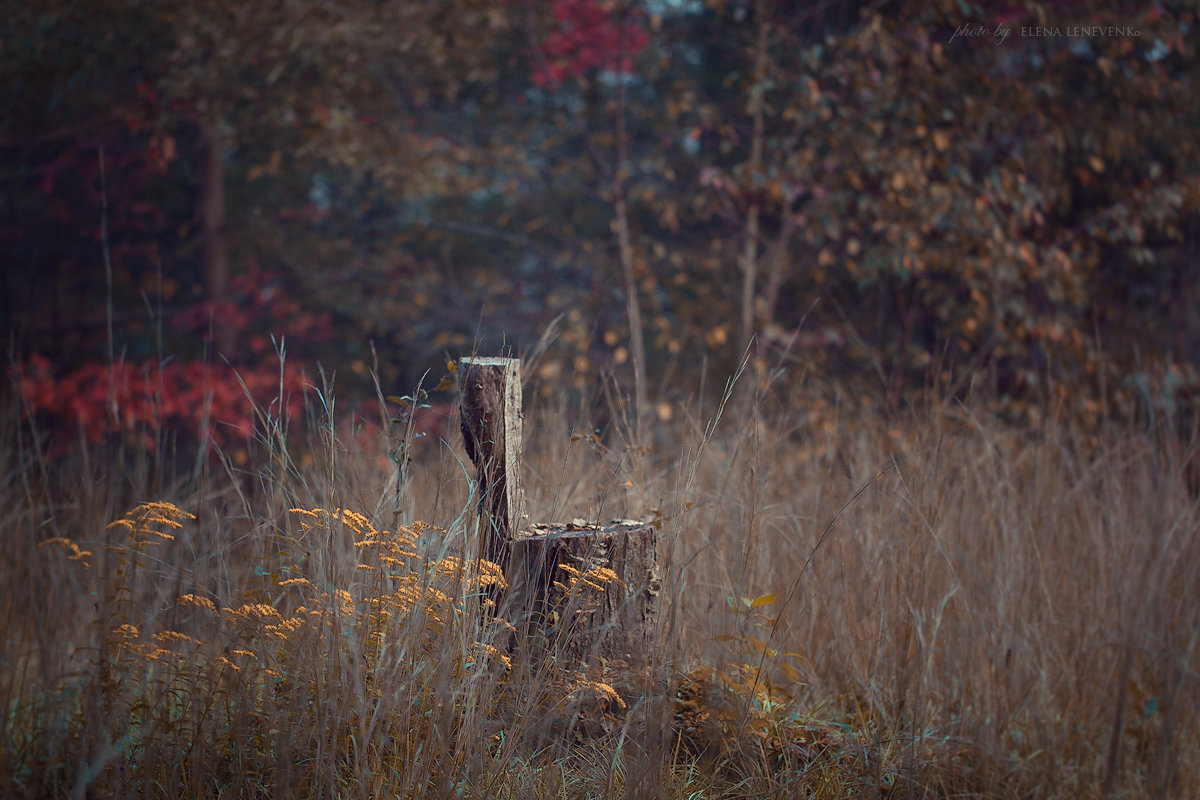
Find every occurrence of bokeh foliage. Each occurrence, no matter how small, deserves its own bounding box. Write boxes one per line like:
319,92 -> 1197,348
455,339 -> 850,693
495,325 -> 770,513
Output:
2,0 -> 1197,442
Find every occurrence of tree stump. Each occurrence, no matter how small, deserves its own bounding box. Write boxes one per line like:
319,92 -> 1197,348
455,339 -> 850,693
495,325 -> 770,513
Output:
458,357 -> 663,667
508,519 -> 662,667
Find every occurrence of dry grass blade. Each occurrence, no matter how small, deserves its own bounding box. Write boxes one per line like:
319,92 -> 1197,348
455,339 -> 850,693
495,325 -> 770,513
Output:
2,365 -> 1198,798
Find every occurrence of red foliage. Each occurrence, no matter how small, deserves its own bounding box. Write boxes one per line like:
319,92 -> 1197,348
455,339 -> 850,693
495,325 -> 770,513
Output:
17,354 -> 309,459
16,264 -> 331,460
174,264 -> 334,357
532,0 -> 650,87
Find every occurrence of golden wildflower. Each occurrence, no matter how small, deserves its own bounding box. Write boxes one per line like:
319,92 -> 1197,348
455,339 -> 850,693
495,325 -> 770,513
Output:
388,586 -> 420,613
555,564 -> 620,594
138,501 -> 195,522
426,587 -> 452,606
568,679 -> 627,710
178,594 -> 216,613
264,617 -> 306,638
579,576 -> 612,592
292,507 -> 378,536
585,567 -> 621,586
334,509 -> 374,534
143,647 -> 172,664
474,642 -> 513,671
107,502 -> 193,549
110,623 -> 140,640
411,521 -> 446,552
279,577 -> 316,590
477,559 -> 507,588
40,537 -> 93,567
226,603 -> 283,622
153,630 -> 200,647
391,526 -> 420,548
432,555 -> 506,590
142,513 -> 182,530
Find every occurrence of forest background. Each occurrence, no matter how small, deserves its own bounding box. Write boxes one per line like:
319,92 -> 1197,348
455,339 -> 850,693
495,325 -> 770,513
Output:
4,2 -> 1200,796
2,0 -> 1198,458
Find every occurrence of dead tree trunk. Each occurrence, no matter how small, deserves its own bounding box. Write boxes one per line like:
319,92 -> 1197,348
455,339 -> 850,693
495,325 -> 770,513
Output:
458,356 -> 663,667
199,119 -> 234,359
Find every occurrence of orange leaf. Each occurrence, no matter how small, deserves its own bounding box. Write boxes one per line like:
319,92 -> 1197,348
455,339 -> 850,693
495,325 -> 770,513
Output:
749,593 -> 778,609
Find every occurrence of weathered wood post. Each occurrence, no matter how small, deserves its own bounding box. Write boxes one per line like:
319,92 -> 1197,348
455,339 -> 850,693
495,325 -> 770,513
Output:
458,357 -> 526,569
458,356 -> 663,667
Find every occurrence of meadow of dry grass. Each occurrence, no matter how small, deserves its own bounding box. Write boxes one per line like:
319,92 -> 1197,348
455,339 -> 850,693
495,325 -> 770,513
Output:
2,368 -> 1198,799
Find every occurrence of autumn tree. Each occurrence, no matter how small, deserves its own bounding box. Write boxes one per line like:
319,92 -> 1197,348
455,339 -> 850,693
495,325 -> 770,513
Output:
2,1 -> 518,370
656,0 -> 1198,412
5,0 -> 1198,445
779,0 -> 1199,408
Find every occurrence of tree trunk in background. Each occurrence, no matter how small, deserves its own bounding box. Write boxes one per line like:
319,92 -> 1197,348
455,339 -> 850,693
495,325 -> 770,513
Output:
612,8 -> 646,443
613,185 -> 646,441
738,3 -> 770,356
199,119 -> 234,359
761,210 -> 797,336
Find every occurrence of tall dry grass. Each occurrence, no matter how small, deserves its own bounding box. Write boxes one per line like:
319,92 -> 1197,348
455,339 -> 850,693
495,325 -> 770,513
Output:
2,364 -> 1198,798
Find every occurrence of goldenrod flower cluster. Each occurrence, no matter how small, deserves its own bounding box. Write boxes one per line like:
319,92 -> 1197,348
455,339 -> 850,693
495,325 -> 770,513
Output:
42,500 -> 523,734
553,564 -> 622,596
105,501 -> 195,550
